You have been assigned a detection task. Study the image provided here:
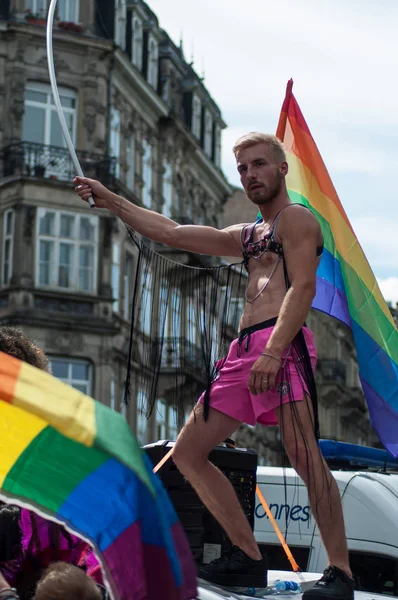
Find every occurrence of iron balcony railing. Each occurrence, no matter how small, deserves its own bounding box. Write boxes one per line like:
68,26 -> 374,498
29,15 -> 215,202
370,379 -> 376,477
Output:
1,141 -> 117,186
151,337 -> 209,373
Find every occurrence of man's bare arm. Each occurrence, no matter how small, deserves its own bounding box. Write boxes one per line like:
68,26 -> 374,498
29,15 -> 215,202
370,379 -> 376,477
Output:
265,206 -> 320,357
74,177 -> 244,257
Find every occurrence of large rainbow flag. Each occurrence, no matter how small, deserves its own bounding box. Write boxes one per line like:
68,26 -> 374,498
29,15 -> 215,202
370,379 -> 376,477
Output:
276,80 -> 398,456
0,351 -> 197,600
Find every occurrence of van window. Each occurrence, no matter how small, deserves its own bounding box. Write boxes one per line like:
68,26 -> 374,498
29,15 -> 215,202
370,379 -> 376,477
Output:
350,552 -> 398,596
258,544 -> 310,571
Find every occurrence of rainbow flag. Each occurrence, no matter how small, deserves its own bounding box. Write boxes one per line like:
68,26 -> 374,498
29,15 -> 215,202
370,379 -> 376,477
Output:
0,351 -> 197,600
276,80 -> 398,456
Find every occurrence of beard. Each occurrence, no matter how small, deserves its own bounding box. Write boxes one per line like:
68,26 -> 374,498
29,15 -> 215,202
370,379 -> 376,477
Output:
247,175 -> 282,205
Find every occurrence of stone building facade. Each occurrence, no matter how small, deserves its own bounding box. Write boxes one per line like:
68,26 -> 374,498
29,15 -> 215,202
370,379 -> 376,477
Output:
0,0 -> 231,444
223,189 -> 379,464
0,1 -> 381,463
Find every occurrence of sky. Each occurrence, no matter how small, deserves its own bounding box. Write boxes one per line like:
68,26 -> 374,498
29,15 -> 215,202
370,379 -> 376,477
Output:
148,0 -> 398,305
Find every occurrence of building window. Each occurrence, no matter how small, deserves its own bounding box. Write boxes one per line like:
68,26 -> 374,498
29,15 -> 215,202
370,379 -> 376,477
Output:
110,376 -> 116,411
162,161 -> 173,218
204,111 -> 213,156
111,242 -> 121,312
211,315 -> 220,365
156,399 -> 166,439
168,406 -> 178,441
110,106 -> 121,179
23,83 -> 76,147
348,358 -> 360,388
136,389 -> 148,445
114,0 -> 126,49
227,297 -> 245,331
25,0 -> 47,18
186,300 -> 196,346
148,37 -> 158,89
167,289 -> 181,367
126,135 -> 135,190
50,358 -> 92,396
2,210 -> 15,286
58,0 -> 79,22
214,124 -> 222,167
22,83 -> 77,178
171,289 -> 181,336
192,95 -> 201,139
141,270 -> 152,335
36,209 -> 98,293
142,139 -> 152,208
123,253 -> 134,321
132,16 -> 143,71
186,190 -> 194,222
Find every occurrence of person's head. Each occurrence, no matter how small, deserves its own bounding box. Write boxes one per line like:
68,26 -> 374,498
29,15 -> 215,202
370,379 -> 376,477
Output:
233,133 -> 288,206
0,327 -> 49,371
0,503 -> 22,562
34,562 -> 102,600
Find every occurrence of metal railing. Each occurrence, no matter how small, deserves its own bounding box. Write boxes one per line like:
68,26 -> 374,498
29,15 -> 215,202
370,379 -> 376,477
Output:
1,141 -> 117,185
152,337 -> 206,372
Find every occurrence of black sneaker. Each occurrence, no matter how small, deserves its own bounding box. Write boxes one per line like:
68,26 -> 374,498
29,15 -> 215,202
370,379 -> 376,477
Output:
303,566 -> 354,600
198,545 -> 268,588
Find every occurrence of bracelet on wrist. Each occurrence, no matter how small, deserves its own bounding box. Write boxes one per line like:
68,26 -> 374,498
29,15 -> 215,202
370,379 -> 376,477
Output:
0,589 -> 19,600
260,351 -> 281,364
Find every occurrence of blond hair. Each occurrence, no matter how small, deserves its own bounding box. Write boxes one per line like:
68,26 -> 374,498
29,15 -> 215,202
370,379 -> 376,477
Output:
233,133 -> 286,163
34,562 -> 102,600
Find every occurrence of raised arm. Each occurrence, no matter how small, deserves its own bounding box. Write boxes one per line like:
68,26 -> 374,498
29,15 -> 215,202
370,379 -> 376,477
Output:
74,177 -> 244,257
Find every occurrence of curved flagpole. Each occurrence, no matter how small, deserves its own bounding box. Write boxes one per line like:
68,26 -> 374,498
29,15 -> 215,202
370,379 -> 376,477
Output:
46,0 -> 95,208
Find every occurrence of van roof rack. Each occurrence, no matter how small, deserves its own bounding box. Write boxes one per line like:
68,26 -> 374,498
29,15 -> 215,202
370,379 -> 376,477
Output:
319,439 -> 398,471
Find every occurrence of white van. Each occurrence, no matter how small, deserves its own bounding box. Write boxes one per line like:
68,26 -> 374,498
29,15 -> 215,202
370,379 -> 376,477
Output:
254,442 -> 398,596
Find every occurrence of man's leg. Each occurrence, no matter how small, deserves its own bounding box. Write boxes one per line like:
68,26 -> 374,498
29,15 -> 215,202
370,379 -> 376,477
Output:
173,402 -> 262,561
275,399 -> 351,577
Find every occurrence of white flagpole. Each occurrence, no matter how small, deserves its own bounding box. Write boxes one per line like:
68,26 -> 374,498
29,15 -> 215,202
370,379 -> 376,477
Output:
46,0 -> 95,208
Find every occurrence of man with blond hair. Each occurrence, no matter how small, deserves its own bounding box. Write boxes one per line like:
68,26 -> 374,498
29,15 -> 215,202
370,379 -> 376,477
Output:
74,133 -> 354,600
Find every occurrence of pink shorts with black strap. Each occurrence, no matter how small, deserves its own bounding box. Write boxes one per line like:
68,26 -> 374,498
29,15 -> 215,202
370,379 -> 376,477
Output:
199,317 -> 317,426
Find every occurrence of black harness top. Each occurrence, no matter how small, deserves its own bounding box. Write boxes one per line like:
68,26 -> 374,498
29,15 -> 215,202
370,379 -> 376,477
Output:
241,205 -> 323,272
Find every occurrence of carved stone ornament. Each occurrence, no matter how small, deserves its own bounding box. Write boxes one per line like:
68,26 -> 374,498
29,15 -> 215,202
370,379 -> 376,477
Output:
37,52 -> 71,73
47,330 -> 84,353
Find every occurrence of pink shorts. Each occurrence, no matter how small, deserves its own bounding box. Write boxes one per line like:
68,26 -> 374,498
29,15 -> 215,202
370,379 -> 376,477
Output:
199,318 -> 317,426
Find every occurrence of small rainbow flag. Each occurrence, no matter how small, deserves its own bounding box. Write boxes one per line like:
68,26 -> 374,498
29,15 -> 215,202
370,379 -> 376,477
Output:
276,80 -> 398,456
0,351 -> 197,600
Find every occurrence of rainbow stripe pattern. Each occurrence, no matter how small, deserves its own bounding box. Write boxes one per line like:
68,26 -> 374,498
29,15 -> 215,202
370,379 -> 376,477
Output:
0,351 -> 197,600
276,80 -> 398,456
